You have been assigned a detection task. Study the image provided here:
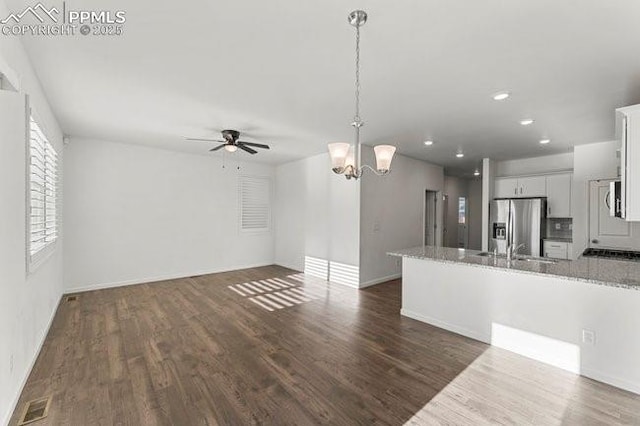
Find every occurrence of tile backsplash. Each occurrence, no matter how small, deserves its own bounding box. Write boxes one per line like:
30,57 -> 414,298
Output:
547,218 -> 573,240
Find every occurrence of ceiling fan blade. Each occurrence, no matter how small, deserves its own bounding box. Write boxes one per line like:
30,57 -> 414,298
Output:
209,144 -> 226,152
187,138 -> 225,143
238,141 -> 270,149
237,144 -> 258,154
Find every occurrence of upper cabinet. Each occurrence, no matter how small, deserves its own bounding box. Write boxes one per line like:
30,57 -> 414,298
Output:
546,173 -> 572,218
517,176 -> 546,197
494,176 -> 546,198
616,104 -> 640,221
494,177 -> 519,198
494,173 -> 573,217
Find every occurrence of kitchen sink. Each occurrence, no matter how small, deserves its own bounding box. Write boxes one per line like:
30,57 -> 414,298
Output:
474,252 -> 558,264
514,256 -> 558,265
474,252 -> 494,257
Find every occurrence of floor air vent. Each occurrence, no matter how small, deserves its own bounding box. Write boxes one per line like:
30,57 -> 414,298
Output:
18,395 -> 51,425
66,295 -> 78,302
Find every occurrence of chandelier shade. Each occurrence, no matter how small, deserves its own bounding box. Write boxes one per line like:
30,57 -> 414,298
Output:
328,142 -> 351,172
374,145 -> 397,173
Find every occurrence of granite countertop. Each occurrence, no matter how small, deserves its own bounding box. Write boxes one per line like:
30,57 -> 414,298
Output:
388,246 -> 640,291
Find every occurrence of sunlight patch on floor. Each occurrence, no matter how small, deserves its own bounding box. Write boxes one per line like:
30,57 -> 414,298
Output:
404,348 -> 579,425
227,274 -> 322,311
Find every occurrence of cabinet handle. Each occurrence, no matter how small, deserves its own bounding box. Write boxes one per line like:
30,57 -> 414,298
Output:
520,187 -> 523,194
514,187 -> 517,195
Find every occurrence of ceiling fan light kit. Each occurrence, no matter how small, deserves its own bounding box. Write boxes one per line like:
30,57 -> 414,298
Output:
327,10 -> 397,180
186,129 -> 270,155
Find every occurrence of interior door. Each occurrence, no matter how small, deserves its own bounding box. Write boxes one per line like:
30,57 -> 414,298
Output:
423,190 -> 437,246
589,179 -> 635,249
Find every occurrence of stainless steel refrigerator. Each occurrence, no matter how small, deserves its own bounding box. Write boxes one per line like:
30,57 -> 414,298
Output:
489,198 -> 546,256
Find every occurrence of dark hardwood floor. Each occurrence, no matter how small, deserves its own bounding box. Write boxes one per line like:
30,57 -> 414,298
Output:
10,265 -> 640,425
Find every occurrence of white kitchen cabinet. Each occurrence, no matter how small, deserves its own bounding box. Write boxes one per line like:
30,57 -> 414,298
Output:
543,240 -> 572,259
546,173 -> 572,218
518,176 -> 546,197
616,104 -> 640,221
494,176 -> 546,198
494,177 -> 519,198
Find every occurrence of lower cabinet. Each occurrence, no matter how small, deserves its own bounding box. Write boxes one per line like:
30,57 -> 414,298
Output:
543,240 -> 572,259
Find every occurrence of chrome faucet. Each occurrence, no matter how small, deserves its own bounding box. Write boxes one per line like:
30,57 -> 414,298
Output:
506,243 -> 525,261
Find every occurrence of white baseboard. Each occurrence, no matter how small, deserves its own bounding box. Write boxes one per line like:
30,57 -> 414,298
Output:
400,308 -> 490,344
581,366 -> 640,395
360,273 -> 402,289
65,262 -> 274,294
4,295 -> 62,426
274,262 -> 303,273
331,280 -> 360,289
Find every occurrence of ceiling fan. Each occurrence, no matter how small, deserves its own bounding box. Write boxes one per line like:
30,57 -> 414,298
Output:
186,129 -> 270,155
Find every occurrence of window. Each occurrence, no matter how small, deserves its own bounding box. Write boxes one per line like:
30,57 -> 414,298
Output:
239,176 -> 271,232
28,115 -> 58,261
458,197 -> 466,224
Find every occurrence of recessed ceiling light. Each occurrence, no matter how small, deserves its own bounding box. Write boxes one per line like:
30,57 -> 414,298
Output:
539,139 -> 551,144
520,119 -> 534,126
423,140 -> 434,146
474,170 -> 480,176
493,92 -> 510,101
456,152 -> 464,158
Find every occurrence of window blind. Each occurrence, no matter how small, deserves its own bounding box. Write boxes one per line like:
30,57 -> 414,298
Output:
240,176 -> 271,232
29,116 -> 58,257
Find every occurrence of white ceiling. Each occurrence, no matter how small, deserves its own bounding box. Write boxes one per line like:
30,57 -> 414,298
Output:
10,0 -> 640,175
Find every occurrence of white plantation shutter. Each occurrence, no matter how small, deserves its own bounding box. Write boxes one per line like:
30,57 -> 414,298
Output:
29,115 -> 58,257
240,176 -> 271,232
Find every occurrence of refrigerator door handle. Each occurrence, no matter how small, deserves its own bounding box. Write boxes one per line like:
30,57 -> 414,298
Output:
507,204 -> 512,248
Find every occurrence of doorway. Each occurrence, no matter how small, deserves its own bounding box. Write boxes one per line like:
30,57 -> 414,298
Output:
424,190 -> 438,246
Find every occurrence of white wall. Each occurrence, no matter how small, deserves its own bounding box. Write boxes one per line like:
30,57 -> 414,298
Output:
63,138 -> 276,291
274,159 -> 306,271
274,153 -> 360,273
359,147 -> 444,286
467,178 -> 483,250
496,152 -> 574,177
0,6 -> 65,422
481,158 -> 496,251
402,257 -> 640,394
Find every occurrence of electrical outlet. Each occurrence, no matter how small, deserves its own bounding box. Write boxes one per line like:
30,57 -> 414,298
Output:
555,223 -> 561,230
582,329 -> 595,345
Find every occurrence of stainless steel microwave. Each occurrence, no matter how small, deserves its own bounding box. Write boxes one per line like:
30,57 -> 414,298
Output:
609,180 -> 623,218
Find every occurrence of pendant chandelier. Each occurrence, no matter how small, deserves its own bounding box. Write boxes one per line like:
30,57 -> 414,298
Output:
327,10 -> 396,180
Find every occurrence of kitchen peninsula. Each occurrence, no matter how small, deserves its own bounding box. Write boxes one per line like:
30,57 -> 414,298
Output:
389,246 -> 640,395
